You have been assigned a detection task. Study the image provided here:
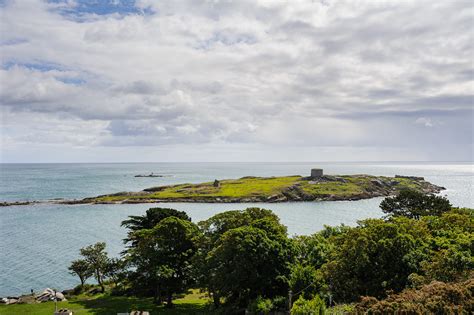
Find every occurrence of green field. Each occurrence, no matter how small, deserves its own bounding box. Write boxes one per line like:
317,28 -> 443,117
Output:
0,290 -> 211,315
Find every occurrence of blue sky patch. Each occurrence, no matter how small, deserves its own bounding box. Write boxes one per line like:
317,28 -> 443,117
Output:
2,60 -> 86,85
2,60 -> 65,72
47,0 -> 154,20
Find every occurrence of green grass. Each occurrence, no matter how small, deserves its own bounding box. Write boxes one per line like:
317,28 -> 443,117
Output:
300,179 -> 364,196
95,176 -> 302,202
0,290 -> 211,315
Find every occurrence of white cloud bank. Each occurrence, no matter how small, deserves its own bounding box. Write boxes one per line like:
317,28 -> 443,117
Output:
0,0 -> 473,162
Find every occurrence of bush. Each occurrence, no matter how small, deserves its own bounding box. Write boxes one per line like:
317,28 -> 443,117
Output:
248,296 -> 274,314
355,279 -> 474,314
72,283 -> 94,295
291,295 -> 325,315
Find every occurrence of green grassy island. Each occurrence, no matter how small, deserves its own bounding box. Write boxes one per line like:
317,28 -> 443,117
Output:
65,174 -> 444,205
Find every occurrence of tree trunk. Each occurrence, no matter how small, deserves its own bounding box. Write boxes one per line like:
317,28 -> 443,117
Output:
213,292 -> 220,308
96,270 -> 105,292
153,284 -> 162,305
79,276 -> 85,287
166,290 -> 173,308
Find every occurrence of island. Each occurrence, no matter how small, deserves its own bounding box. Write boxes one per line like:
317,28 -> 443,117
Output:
62,169 -> 445,205
134,173 -> 167,178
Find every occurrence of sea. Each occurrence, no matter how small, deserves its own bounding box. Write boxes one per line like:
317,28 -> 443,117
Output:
0,162 -> 472,297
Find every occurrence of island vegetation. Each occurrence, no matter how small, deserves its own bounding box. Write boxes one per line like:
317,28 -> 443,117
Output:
2,190 -> 472,314
65,174 -> 444,205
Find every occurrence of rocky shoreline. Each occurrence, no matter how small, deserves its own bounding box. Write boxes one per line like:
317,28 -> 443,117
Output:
62,174 -> 445,205
0,288 -> 67,305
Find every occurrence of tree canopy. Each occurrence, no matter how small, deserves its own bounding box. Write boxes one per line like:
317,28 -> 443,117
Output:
68,201 -> 473,313
380,190 -> 452,219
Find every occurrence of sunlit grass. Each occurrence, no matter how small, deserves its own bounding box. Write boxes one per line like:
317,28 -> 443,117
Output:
0,290 -> 211,315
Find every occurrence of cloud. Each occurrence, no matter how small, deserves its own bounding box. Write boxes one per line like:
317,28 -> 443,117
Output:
0,0 -> 473,161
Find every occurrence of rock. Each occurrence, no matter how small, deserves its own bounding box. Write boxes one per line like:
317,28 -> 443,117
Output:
395,175 -> 425,181
1,297 -> 19,305
266,194 -> 281,201
370,179 -> 384,187
36,288 -> 66,302
0,201 -> 32,207
334,177 -> 348,183
55,292 -> 66,301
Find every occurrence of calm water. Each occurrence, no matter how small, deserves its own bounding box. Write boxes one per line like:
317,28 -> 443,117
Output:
0,162 -> 473,296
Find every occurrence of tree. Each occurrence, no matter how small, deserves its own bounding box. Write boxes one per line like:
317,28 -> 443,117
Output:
322,218 -> 431,302
198,207 -> 282,244
68,259 -> 93,288
419,208 -> 474,283
128,216 -> 200,307
104,257 -> 125,285
380,190 -> 451,219
122,207 -> 191,247
206,225 -> 293,309
80,242 -> 110,292
289,263 -> 325,301
196,208 -> 293,309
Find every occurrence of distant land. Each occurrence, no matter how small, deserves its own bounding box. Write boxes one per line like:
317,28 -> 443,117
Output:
54,171 -> 445,205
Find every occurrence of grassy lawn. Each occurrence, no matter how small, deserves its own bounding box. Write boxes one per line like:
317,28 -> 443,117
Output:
0,290 -> 212,315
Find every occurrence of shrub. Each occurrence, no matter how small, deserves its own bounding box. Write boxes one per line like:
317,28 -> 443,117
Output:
355,279 -> 474,314
291,295 -> 325,315
248,296 -> 274,314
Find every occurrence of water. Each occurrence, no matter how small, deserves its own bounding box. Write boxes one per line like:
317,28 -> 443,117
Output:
0,162 -> 473,296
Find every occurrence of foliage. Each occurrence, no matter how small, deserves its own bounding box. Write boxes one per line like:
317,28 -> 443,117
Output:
68,259 -> 93,287
248,296 -> 274,314
104,257 -> 126,285
326,304 -> 355,314
322,217 -> 431,301
197,208 -> 294,309
206,226 -> 292,308
127,216 -> 200,306
290,295 -> 325,315
63,201 -> 473,313
289,264 -> 325,300
79,242 -> 110,292
419,208 -> 474,283
121,207 -> 191,246
380,189 -> 452,219
355,279 -> 474,314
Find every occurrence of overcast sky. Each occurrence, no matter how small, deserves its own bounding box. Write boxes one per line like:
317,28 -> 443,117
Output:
0,0 -> 473,162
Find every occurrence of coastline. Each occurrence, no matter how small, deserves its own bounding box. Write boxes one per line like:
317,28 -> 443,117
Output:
1,173 -> 444,207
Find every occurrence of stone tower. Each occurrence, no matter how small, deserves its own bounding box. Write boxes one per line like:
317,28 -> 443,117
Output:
311,168 -> 323,178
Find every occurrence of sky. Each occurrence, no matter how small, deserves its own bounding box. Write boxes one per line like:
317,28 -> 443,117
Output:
0,0 -> 473,163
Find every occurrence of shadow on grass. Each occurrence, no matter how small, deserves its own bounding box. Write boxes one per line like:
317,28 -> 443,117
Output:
73,295 -> 213,315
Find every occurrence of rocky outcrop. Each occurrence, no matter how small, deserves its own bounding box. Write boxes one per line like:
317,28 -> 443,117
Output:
0,297 -> 19,305
0,201 -> 35,207
36,288 -> 67,303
